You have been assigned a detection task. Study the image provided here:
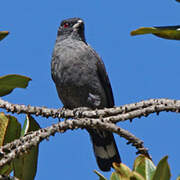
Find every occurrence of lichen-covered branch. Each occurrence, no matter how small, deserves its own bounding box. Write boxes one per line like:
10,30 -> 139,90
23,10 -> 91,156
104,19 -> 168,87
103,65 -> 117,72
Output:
0,98 -> 179,168
0,118 -> 150,168
0,98 -> 179,121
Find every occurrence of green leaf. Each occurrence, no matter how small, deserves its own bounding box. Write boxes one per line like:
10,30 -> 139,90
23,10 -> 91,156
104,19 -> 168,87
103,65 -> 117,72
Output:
13,115 -> 40,180
94,170 -> 107,180
176,176 -> 180,180
0,74 -> 31,97
152,156 -> 171,180
131,27 -> 158,36
133,155 -> 156,180
0,31 -> 9,41
131,172 -> 145,180
21,115 -> 40,136
113,162 -> 133,179
0,113 -> 21,175
110,172 -> 120,180
111,164 -> 145,180
131,26 -> 180,40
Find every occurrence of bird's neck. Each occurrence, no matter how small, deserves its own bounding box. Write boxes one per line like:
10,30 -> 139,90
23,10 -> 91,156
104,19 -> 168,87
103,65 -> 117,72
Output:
71,31 -> 86,42
57,31 -> 86,43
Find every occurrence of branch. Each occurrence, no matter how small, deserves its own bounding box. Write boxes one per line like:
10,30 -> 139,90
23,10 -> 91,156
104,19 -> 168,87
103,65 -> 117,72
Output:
0,98 -> 179,122
1,98 -> 179,168
0,118 -> 150,168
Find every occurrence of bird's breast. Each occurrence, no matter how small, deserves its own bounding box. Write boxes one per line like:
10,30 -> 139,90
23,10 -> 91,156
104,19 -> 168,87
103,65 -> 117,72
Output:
52,43 -> 97,87
59,61 -> 94,87
51,40 -> 107,108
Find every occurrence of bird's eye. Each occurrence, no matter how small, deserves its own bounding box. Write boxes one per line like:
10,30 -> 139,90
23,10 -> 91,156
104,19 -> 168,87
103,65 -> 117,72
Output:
63,22 -> 69,28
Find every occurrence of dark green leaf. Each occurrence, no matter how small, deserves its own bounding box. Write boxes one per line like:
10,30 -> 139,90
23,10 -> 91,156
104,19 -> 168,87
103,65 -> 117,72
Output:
0,31 -> 9,41
152,156 -> 171,180
13,115 -> 40,180
131,26 -> 180,40
0,113 -> 21,175
133,155 -> 156,180
21,115 -> 40,136
0,74 -> 31,97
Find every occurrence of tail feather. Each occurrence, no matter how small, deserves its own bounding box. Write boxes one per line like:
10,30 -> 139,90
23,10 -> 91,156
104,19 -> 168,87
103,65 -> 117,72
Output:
87,129 -> 121,171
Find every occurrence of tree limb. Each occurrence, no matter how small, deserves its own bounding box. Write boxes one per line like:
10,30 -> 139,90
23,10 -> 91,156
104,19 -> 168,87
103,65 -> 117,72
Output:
0,118 -> 150,168
0,98 -> 179,121
0,98 -> 179,168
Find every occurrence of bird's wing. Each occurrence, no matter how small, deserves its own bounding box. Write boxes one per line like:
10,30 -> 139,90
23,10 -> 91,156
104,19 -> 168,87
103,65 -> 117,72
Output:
88,45 -> 115,108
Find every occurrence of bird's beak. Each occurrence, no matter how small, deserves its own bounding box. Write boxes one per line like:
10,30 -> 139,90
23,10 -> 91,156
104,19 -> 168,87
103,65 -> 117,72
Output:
73,20 -> 83,29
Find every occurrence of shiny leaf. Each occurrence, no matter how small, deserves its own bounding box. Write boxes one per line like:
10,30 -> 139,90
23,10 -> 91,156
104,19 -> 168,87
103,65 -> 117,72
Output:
131,26 -> 180,40
133,155 -> 156,180
0,74 -> 31,97
152,156 -> 171,180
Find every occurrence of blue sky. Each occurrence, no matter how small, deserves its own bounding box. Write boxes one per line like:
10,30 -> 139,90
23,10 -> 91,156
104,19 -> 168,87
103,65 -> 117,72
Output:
1,0 -> 180,179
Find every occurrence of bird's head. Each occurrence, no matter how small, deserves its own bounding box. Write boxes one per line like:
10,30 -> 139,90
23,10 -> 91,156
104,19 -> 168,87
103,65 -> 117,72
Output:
57,17 -> 86,42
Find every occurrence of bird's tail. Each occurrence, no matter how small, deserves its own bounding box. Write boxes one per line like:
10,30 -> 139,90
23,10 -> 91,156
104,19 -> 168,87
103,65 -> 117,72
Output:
87,129 -> 121,171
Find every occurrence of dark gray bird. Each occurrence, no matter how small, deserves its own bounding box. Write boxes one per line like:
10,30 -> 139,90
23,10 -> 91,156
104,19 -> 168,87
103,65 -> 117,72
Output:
51,17 -> 121,171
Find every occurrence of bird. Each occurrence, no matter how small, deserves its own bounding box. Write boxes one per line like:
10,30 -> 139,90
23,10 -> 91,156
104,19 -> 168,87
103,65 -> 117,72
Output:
51,17 -> 121,171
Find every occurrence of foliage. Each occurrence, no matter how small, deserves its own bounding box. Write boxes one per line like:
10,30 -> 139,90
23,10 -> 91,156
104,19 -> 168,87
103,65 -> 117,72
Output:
95,155 -> 175,180
131,26 -> 180,40
0,74 -> 31,97
129,0 -> 180,41
0,105 -> 40,180
0,38 -> 38,179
